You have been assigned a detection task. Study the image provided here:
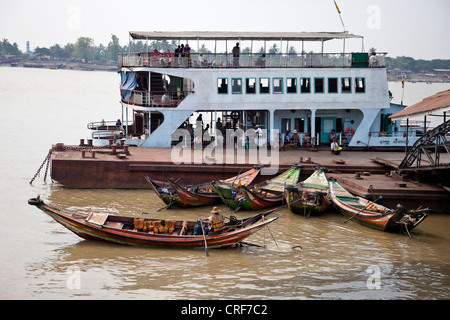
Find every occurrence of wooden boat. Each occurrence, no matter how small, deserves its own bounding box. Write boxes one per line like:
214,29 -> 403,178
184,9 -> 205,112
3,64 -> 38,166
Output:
145,177 -> 183,208
213,164 -> 303,210
285,167 -> 330,217
145,165 -> 262,208
28,197 -> 278,249
328,179 -> 429,233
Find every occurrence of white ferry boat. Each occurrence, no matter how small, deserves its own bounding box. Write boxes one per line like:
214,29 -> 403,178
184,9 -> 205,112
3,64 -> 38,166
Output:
89,31 -> 416,149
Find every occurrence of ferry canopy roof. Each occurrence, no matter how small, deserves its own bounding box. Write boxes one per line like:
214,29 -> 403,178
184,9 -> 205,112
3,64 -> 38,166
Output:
130,31 -> 363,42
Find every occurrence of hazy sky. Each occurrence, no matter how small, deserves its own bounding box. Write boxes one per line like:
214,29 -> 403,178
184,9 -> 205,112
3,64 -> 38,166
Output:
1,0 -> 449,60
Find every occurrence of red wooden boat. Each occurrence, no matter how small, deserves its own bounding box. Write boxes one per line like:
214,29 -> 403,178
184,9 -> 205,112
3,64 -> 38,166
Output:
328,179 -> 429,233
146,165 -> 262,208
28,197 -> 277,249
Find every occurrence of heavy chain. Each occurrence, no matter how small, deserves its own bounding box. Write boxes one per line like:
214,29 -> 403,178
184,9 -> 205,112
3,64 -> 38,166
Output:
29,144 -> 113,184
29,148 -> 53,184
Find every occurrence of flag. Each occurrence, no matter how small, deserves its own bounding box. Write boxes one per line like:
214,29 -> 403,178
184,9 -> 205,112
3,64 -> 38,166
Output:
402,77 -> 405,88
334,0 -> 341,14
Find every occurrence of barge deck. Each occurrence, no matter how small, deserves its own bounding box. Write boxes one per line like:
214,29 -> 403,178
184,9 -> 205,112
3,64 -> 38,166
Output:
47,144 -> 450,210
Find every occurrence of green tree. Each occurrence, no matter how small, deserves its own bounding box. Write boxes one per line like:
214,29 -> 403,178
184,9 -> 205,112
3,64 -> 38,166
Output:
34,47 -> 51,56
1,39 -> 21,56
74,37 -> 95,61
50,44 -> 66,59
107,34 -> 122,61
63,43 -> 75,59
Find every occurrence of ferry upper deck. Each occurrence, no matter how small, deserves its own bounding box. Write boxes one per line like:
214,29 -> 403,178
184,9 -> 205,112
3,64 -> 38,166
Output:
119,31 -> 385,69
108,31 -> 395,149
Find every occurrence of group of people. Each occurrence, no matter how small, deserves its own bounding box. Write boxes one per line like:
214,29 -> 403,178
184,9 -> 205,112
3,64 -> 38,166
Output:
160,42 -> 271,69
174,44 -> 192,68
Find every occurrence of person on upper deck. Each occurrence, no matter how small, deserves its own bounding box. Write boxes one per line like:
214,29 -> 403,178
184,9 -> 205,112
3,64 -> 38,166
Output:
232,42 -> 240,67
180,44 -> 185,68
369,52 -> 377,67
174,45 -> 181,67
256,54 -> 266,67
184,44 -> 191,67
198,53 -> 209,67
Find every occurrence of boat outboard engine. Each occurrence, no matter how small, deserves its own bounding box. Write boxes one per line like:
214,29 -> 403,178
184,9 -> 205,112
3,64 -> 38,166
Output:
285,185 -> 300,193
395,204 -> 408,214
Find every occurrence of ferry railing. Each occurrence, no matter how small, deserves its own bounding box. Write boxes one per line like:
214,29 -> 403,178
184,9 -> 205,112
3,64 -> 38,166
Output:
119,52 -> 386,69
87,120 -> 122,130
121,90 -> 192,108
280,132 -> 320,147
87,120 -> 125,140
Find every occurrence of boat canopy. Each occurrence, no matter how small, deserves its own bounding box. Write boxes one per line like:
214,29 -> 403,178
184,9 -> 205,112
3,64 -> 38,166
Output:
129,31 -> 363,42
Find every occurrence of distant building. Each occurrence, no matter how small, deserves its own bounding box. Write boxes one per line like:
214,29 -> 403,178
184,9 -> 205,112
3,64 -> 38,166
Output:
390,89 -> 450,128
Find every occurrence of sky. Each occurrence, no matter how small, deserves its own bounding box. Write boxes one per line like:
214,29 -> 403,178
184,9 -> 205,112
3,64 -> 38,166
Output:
1,0 -> 449,60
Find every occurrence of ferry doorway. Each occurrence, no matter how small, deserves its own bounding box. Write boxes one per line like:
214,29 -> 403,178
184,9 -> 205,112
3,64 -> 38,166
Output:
317,117 -> 344,144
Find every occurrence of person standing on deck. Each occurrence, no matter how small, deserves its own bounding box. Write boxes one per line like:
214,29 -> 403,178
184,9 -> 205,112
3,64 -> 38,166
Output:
184,44 -> 191,67
180,44 -> 185,68
232,42 -> 240,67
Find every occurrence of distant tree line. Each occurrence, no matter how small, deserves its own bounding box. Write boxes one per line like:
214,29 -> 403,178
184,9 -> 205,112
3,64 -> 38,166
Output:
386,56 -> 450,73
1,35 -> 126,64
1,35 -> 449,72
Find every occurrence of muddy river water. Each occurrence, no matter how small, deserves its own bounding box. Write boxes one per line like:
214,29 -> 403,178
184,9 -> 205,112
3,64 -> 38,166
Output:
1,67 -> 449,300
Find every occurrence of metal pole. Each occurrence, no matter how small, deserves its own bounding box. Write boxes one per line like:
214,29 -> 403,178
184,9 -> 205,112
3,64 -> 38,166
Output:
424,115 -> 427,134
405,118 -> 409,154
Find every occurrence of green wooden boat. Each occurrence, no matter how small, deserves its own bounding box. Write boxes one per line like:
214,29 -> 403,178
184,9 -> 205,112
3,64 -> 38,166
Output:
212,164 -> 303,211
285,167 -> 330,217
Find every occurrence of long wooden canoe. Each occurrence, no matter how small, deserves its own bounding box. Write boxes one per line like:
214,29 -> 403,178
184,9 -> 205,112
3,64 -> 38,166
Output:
285,167 -> 330,217
145,166 -> 262,208
328,179 -> 429,233
213,164 -> 303,210
28,198 -> 278,249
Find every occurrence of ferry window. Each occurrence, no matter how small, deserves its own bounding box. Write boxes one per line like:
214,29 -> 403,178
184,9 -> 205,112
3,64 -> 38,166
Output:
314,78 -> 324,93
300,78 -> 311,93
217,78 -> 228,94
355,77 -> 365,93
273,78 -> 283,94
232,78 -> 242,94
246,78 -> 256,94
260,78 -> 270,94
287,78 -> 297,93
328,78 -> 338,93
342,77 -> 352,93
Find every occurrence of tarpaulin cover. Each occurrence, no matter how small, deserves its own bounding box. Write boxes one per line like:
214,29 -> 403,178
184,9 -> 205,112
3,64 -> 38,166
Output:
120,72 -> 137,100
